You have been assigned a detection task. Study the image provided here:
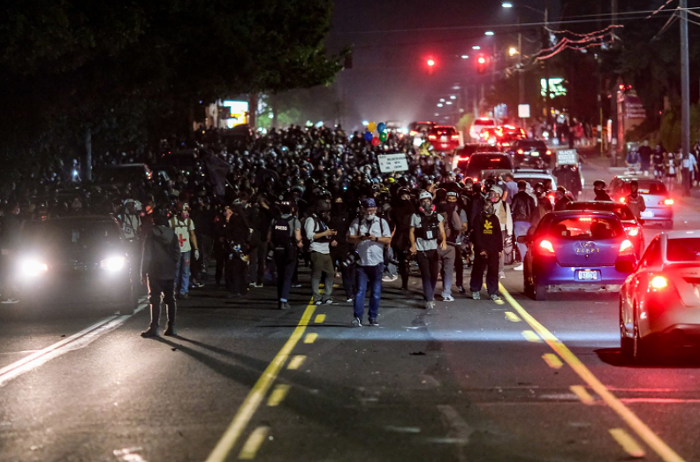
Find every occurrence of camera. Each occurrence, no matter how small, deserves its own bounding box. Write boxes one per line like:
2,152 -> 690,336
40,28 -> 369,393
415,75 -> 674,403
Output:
340,251 -> 361,268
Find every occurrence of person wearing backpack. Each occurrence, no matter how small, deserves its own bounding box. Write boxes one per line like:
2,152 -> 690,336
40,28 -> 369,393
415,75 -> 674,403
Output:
304,197 -> 337,305
268,200 -> 302,310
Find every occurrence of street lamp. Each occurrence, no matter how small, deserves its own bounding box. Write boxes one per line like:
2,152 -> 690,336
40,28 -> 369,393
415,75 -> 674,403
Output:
485,31 -> 495,36
502,2 -> 513,8
508,47 -> 518,57
461,54 -> 469,59
472,45 -> 481,50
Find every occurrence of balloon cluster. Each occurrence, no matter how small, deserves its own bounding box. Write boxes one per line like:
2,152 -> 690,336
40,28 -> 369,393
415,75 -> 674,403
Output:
363,121 -> 389,146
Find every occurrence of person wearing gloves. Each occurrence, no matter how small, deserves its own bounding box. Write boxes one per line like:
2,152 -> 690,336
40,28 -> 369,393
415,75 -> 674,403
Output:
410,190 -> 448,310
487,186 -> 512,279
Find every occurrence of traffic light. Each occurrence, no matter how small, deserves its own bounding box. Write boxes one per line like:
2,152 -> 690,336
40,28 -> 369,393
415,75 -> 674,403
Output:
476,55 -> 487,74
426,58 -> 436,75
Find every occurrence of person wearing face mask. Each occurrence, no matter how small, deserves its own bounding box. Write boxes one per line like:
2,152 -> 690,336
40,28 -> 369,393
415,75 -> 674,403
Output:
487,186 -> 513,279
213,205 -> 233,287
593,180 -> 612,201
409,191 -> 448,310
436,191 -> 463,301
390,187 -> 415,290
554,186 -> 572,211
623,180 -> 646,221
169,202 -> 200,300
347,198 -> 392,326
329,196 -> 355,302
469,199 -> 503,301
304,197 -> 337,305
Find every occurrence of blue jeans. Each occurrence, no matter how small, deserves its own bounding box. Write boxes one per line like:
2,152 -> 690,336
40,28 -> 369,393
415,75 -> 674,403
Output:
353,264 -> 384,320
175,251 -> 191,295
514,221 -> 531,262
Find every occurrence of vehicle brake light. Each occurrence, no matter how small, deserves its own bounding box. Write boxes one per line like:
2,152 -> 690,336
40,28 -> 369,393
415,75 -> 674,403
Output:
546,150 -> 552,155
547,193 -> 556,203
539,240 -> 555,255
451,134 -> 459,140
502,142 -> 510,147
473,177 -> 479,182
661,198 -> 674,205
626,227 -> 640,237
650,275 -> 668,289
428,135 -> 437,140
517,149 -> 524,154
409,130 -> 418,136
619,239 -> 634,255
619,197 -> 626,204
459,156 -> 470,162
579,217 -> 592,222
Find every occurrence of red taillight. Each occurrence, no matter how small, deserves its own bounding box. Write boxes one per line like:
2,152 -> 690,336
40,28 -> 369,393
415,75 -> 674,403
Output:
517,149 -> 524,154
451,134 -> 459,140
539,239 -> 555,255
625,227 -> 640,237
619,239 -> 634,255
428,135 -> 437,140
473,177 -> 479,182
650,275 -> 668,289
547,193 -> 555,203
619,197 -> 626,204
660,198 -> 674,206
502,142 -> 510,147
409,130 -> 418,136
459,156 -> 470,162
546,150 -> 552,155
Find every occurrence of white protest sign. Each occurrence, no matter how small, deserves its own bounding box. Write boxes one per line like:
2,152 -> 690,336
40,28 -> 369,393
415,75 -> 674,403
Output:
556,149 -> 578,166
378,153 -> 409,173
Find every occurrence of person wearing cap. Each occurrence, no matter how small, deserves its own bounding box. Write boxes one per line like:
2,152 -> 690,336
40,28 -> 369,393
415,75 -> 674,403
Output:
347,198 -> 392,326
305,197 -> 337,305
593,180 -> 612,201
410,191 -> 448,309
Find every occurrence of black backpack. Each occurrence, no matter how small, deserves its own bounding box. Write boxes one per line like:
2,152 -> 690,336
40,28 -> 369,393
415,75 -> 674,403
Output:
272,217 -> 295,262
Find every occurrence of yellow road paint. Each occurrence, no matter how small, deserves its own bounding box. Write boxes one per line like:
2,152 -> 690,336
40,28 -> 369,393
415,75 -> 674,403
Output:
315,314 -> 326,323
610,428 -> 646,459
238,426 -> 270,460
505,311 -> 521,322
570,385 -> 595,405
542,353 -> 563,369
287,355 -> 306,370
204,302 -> 316,462
493,298 -> 505,305
499,283 -> 686,462
267,384 -> 290,407
521,330 -> 542,343
304,333 -> 318,344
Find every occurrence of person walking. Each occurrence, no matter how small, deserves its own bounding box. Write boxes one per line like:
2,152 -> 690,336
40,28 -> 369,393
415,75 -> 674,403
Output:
436,193 -> 463,301
624,180 -> 646,221
469,200 -> 503,301
268,200 -> 302,310
329,196 -> 355,302
593,180 -> 612,201
390,187 -> 415,291
224,205 -> 251,298
141,208 -> 181,337
347,198 -> 391,326
410,191 -> 447,310
510,181 -> 537,271
169,202 -> 199,300
304,198 -> 336,305
638,140 -> 652,176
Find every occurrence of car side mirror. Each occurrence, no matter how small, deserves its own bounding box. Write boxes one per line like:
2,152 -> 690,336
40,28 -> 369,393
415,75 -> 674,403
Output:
516,235 -> 530,244
615,260 -> 637,273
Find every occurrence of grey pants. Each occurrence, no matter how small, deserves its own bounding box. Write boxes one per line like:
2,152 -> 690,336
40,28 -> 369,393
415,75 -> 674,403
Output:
438,246 -> 456,297
310,251 -> 334,302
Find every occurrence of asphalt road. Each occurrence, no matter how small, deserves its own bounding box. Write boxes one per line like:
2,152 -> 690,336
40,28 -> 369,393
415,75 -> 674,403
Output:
1,158 -> 700,462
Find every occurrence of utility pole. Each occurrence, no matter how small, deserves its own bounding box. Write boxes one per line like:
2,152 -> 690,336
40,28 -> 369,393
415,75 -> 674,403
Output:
543,4 -> 551,127
517,14 -> 525,126
681,0 -> 691,195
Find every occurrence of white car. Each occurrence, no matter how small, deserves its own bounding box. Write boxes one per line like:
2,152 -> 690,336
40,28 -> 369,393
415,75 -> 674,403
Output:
469,118 -> 497,142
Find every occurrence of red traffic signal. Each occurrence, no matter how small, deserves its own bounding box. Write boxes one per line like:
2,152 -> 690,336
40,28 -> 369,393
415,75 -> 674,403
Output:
425,57 -> 436,75
427,58 -> 435,67
476,55 -> 487,74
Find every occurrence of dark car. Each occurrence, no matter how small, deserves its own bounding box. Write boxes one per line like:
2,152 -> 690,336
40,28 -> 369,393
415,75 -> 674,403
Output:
608,176 -> 674,228
427,125 -> 460,152
17,216 -> 138,315
509,139 -> 553,168
462,152 -> 514,183
408,121 -> 436,137
565,201 -> 645,259
520,210 -> 637,300
453,144 -> 501,171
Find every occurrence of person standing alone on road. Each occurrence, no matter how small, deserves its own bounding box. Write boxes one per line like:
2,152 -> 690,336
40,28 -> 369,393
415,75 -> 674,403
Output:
470,200 -> 503,301
169,202 -> 199,300
348,198 -> 392,327
510,181 -> 537,271
624,180 -> 646,221
141,208 -> 181,337
410,191 -> 448,310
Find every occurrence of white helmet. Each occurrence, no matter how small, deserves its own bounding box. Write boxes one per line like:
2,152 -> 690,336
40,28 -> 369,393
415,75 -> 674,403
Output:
419,191 -> 432,201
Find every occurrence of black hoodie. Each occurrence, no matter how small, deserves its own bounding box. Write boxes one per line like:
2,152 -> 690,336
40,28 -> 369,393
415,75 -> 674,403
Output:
141,225 -> 180,280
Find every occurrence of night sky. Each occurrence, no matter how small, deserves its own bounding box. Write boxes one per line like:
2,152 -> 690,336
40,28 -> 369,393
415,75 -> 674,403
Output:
326,0 -> 557,130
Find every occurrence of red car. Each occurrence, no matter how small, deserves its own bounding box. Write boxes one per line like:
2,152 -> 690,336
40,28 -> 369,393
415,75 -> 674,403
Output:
428,125 -> 460,151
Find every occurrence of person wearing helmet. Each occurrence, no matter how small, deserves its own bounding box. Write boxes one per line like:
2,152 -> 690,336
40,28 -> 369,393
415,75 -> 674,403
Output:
469,197 -> 503,301
593,180 -> 612,201
487,185 -> 513,279
304,197 -> 337,305
409,191 -> 447,309
140,207 -> 181,337
390,187 -> 414,290
268,200 -> 302,310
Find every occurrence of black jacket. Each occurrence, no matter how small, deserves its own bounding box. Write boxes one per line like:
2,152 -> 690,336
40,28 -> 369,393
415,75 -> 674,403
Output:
472,212 -> 503,254
141,225 -> 180,280
510,191 -> 536,223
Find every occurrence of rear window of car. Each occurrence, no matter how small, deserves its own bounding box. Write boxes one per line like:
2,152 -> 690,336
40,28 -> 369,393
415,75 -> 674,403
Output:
23,220 -> 123,250
473,119 -> 495,126
566,203 -> 635,221
516,141 -> 546,150
548,216 -> 623,240
433,126 -> 456,135
619,181 -> 667,195
666,238 -> 700,262
466,155 -> 512,174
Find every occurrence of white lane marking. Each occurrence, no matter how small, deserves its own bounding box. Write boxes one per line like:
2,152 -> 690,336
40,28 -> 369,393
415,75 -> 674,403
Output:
114,447 -> 149,462
0,301 -> 145,388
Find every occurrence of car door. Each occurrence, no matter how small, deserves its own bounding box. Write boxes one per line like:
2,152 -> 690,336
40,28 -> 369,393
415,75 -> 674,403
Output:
624,238 -> 662,329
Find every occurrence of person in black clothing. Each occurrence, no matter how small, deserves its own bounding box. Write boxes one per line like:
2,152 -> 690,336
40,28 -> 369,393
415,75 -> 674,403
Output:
510,181 -> 537,270
329,196 -> 355,302
225,205 -> 252,298
390,187 -> 415,290
212,206 -> 233,287
268,201 -> 302,310
140,207 -> 181,338
638,140 -> 653,174
593,180 -> 612,201
554,187 -> 573,211
469,201 -> 503,301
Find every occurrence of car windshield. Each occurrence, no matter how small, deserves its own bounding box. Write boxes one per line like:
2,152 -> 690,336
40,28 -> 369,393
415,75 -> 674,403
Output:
549,216 -> 623,240
466,155 -> 511,175
666,238 -> 700,262
566,203 -> 635,221
23,220 -> 123,253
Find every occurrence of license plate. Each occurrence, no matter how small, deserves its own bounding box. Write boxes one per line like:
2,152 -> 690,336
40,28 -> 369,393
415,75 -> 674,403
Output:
641,211 -> 654,218
441,136 -> 447,142
578,270 -> 598,281
530,152 -> 540,157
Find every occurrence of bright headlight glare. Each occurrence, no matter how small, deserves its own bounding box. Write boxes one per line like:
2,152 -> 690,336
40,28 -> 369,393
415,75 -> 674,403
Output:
101,256 -> 125,272
21,259 -> 48,277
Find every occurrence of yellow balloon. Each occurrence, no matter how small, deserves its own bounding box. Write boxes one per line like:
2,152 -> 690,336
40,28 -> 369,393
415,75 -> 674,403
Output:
367,121 -> 377,132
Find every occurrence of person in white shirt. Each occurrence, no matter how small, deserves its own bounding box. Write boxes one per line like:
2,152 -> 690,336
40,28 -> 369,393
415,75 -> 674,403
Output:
169,202 -> 200,300
304,198 -> 336,305
347,198 -> 391,327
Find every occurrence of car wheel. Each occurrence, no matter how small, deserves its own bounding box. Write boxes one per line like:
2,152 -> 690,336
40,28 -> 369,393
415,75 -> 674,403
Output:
632,306 -> 651,362
524,265 -> 534,298
533,277 -> 547,301
620,298 -> 633,358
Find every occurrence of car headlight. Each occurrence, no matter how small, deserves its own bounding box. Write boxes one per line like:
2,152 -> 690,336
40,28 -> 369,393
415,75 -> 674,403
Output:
100,256 -> 125,272
20,259 -> 48,278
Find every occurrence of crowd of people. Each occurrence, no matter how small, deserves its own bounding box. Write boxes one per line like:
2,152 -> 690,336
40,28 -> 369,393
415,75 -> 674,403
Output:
626,140 -> 700,195
0,125 -> 577,330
